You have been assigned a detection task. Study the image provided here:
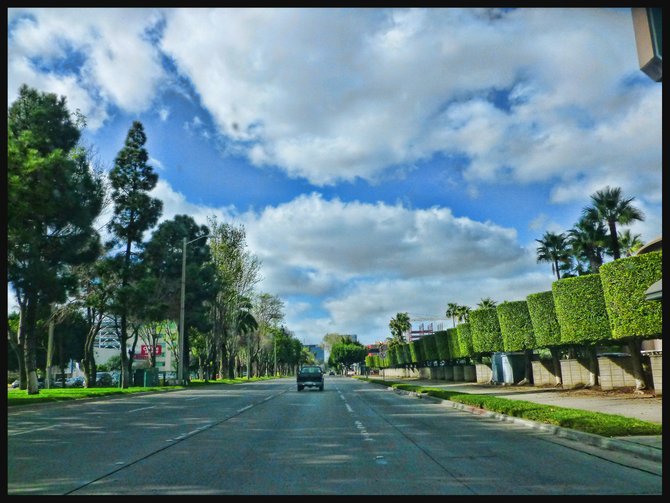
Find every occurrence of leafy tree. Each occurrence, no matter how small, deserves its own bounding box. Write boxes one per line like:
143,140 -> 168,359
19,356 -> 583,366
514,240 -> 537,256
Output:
8,85 -> 104,394
107,120 -> 163,388
141,215 -> 215,379
535,231 -> 570,280
328,340 -> 367,372
583,186 -> 645,260
208,217 -> 261,379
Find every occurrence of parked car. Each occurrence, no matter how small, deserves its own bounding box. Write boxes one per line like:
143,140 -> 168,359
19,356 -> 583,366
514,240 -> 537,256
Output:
328,371 -> 335,376
10,379 -> 20,388
66,376 -> 85,388
296,365 -> 324,392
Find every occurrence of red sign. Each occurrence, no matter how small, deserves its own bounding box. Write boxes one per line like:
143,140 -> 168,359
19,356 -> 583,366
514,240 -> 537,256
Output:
140,345 -> 162,357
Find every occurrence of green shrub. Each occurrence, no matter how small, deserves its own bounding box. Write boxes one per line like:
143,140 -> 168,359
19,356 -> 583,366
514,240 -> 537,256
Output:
434,330 -> 451,361
470,308 -> 504,353
387,346 -> 398,367
552,274 -> 611,345
457,322 -> 474,357
401,343 -> 411,365
408,341 -> 419,364
497,300 -> 536,352
365,355 -> 374,367
422,333 -> 439,361
527,290 -> 562,347
446,328 -> 462,360
599,251 -> 662,340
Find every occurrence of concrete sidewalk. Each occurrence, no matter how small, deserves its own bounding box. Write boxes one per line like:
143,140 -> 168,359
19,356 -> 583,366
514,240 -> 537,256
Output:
366,377 -> 662,462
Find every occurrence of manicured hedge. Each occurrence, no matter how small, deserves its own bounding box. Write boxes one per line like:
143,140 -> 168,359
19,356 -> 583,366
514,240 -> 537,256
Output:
552,273 -> 611,345
387,346 -> 398,367
600,251 -> 662,340
401,343 -> 411,365
457,322 -> 474,357
446,328 -> 462,360
408,341 -> 419,364
422,333 -> 439,361
434,330 -> 451,361
526,290 -> 562,347
470,307 -> 504,353
497,300 -> 536,352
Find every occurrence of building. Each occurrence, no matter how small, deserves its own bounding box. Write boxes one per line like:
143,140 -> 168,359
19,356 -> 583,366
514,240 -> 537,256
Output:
305,344 -> 324,363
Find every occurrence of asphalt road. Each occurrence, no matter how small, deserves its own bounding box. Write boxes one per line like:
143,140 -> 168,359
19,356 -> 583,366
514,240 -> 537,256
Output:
7,376 -> 662,495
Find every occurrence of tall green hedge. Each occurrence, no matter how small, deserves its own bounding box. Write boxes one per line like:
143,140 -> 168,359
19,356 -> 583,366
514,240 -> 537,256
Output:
387,346 -> 398,367
435,330 -> 450,361
446,328 -> 461,360
497,300 -> 536,352
600,251 -> 662,340
552,273 -> 611,345
408,341 -> 419,364
457,322 -> 474,357
422,333 -> 439,361
401,343 -> 411,365
526,290 -> 562,347
470,307 -> 504,353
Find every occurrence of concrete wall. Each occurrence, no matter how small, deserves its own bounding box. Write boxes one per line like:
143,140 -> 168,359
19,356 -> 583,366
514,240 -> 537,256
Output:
475,363 -> 492,383
531,360 -> 558,386
559,359 -> 592,388
463,365 -> 476,382
453,365 -> 464,382
597,355 -> 638,390
649,354 -> 662,396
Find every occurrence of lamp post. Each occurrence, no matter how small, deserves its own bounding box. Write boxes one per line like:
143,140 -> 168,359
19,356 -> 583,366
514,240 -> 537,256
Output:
178,233 -> 210,385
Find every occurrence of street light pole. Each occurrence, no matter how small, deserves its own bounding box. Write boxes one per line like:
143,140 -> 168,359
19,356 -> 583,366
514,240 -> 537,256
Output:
178,233 -> 210,386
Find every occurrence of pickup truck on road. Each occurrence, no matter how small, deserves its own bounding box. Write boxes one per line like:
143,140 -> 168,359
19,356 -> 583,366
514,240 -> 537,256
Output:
297,365 -> 324,392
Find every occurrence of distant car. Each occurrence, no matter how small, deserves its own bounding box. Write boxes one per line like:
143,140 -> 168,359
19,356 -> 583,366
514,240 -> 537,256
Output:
296,365 -> 324,392
66,376 -> 85,388
10,379 -> 20,388
328,371 -> 335,376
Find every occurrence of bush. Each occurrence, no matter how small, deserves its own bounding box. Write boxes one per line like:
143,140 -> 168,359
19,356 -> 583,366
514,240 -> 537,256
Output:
599,251 -> 662,340
497,300 -> 536,352
552,274 -> 611,345
470,308 -> 504,353
527,290 -> 562,348
434,331 -> 450,361
446,328 -> 462,360
422,333 -> 439,361
457,322 -> 474,357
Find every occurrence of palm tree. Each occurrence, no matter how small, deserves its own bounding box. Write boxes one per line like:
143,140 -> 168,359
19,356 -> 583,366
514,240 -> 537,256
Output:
618,229 -> 644,257
567,214 -> 609,273
476,297 -> 497,309
455,305 -> 471,323
535,231 -> 570,280
388,312 -> 411,348
445,302 -> 459,328
583,186 -> 645,260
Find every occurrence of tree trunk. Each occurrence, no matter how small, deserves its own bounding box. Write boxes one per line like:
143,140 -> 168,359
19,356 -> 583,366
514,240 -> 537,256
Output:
22,295 -> 40,395
627,338 -> 649,391
549,347 -> 563,386
45,317 -> 55,389
586,346 -> 599,387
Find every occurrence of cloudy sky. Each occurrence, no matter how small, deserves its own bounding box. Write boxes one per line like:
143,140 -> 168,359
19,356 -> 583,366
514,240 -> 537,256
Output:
7,8 -> 662,346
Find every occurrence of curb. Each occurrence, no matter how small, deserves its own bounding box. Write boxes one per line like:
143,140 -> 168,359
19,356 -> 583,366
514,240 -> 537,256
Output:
391,388 -> 662,463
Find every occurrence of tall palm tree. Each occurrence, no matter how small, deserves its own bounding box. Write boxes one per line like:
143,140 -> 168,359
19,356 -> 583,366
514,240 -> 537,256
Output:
445,302 -> 459,328
535,231 -> 570,280
618,229 -> 644,257
567,214 -> 609,273
388,312 -> 411,348
583,186 -> 645,260
476,297 -> 497,309
455,305 -> 471,323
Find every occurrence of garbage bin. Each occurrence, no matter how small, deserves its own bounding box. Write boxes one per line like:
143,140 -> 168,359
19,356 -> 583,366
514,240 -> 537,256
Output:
501,352 -> 525,384
144,368 -> 159,387
491,352 -> 504,384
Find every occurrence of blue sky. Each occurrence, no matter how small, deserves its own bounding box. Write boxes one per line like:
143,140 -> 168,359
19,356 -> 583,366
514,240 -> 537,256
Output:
7,8 -> 662,346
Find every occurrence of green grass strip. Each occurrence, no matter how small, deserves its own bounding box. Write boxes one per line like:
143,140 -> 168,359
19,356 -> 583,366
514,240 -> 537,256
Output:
358,377 -> 661,437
